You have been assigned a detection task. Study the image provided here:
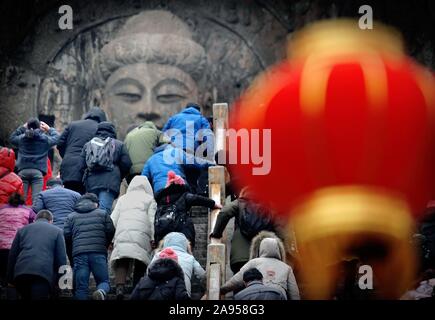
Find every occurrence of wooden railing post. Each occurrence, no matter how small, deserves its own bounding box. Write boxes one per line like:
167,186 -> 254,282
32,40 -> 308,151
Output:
206,102 -> 228,300
213,103 -> 228,156
206,166 -> 226,300
208,166 -> 225,233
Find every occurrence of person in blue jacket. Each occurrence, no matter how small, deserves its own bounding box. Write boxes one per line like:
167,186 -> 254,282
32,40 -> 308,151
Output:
162,102 -> 213,153
162,103 -> 214,194
32,178 -> 81,229
141,143 -> 213,196
10,118 -> 60,204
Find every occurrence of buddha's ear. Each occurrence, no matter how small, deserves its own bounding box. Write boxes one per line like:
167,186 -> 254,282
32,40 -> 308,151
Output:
99,90 -> 113,121
88,88 -> 106,114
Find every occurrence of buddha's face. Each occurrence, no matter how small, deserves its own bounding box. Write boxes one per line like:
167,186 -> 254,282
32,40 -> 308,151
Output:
103,63 -> 199,138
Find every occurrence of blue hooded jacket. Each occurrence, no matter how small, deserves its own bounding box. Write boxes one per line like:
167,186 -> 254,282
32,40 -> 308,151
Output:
162,107 -> 213,152
141,144 -> 213,194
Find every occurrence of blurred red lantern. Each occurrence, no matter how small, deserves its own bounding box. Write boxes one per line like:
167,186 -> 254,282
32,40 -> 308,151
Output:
228,20 -> 435,299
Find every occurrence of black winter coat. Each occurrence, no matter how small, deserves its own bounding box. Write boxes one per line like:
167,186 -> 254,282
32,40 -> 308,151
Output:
154,184 -> 216,247
419,205 -> 435,268
63,198 -> 115,259
7,219 -> 67,285
79,122 -> 132,197
130,258 -> 190,300
57,107 -> 107,183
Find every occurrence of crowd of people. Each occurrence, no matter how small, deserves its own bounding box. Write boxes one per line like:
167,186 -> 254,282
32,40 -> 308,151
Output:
0,102 -> 434,301
0,102 -> 303,301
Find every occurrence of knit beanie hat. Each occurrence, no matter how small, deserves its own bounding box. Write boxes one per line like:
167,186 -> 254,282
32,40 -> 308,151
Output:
165,170 -> 185,187
159,247 -> 178,262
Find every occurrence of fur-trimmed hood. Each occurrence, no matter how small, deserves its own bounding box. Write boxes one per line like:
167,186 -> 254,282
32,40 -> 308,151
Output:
148,258 -> 185,282
250,231 -> 285,261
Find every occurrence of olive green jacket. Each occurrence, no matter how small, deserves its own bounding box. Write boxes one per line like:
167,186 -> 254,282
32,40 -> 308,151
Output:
124,122 -> 167,174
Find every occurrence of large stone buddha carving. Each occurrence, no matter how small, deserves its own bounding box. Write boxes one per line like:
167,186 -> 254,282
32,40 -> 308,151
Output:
99,10 -> 206,137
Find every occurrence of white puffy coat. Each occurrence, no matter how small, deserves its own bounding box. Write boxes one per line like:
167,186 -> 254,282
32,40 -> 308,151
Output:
110,176 -> 156,267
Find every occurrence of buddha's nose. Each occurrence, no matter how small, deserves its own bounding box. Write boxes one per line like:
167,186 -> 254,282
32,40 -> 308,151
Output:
138,94 -> 154,114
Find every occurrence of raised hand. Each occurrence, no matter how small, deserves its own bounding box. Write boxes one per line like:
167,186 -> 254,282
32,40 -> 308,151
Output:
213,203 -> 222,210
40,121 -> 50,132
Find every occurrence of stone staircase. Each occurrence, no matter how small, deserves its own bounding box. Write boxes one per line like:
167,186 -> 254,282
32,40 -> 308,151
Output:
2,103 -> 232,301
188,206 -> 209,300
61,206 -> 212,300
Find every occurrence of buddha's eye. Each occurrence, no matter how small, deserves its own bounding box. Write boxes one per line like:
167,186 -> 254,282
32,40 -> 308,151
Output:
111,81 -> 144,104
157,94 -> 186,104
116,92 -> 142,103
154,79 -> 190,105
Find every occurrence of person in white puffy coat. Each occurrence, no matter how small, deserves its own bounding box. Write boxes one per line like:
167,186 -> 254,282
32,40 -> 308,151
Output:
110,175 -> 156,300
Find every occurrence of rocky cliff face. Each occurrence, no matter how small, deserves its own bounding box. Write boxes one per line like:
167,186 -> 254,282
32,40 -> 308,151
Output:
0,0 -> 434,146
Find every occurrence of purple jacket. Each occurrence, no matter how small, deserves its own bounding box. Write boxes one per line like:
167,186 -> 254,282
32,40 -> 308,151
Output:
0,204 -> 35,250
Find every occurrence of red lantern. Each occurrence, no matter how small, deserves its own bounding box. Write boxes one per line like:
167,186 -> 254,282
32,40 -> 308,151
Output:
229,20 -> 435,299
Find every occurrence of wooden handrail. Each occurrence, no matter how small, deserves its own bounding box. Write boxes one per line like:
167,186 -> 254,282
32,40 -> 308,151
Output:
206,103 -> 228,300
206,166 -> 226,300
213,103 -> 228,155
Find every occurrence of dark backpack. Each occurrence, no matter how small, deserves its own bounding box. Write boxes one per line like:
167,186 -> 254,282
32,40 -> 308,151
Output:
154,197 -> 188,242
238,199 -> 275,239
84,137 -> 116,171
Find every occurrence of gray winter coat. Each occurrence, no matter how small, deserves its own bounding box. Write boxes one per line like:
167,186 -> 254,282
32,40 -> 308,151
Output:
221,237 -> 300,300
150,232 -> 205,296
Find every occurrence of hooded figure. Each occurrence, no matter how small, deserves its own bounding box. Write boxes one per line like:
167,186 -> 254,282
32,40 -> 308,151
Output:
150,232 -> 206,296
110,176 -> 157,297
249,231 -> 286,260
130,256 -> 189,300
63,193 -> 115,300
221,237 -> 300,300
210,189 -> 285,274
79,122 -> 132,213
57,107 -> 107,193
0,147 -> 23,204
153,173 -> 217,247
124,121 -> 166,180
141,143 -> 212,195
162,104 -> 213,153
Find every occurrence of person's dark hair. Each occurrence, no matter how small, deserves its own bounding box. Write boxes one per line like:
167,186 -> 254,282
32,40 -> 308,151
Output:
46,178 -> 63,188
126,124 -> 139,135
8,192 -> 25,207
186,102 -> 201,111
206,116 -> 213,128
36,210 -> 53,221
243,268 -> 263,283
80,193 -> 99,204
27,118 -> 40,130
421,269 -> 435,281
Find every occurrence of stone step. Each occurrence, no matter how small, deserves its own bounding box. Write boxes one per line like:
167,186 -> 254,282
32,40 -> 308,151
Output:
66,206 -> 210,300
2,206 -> 214,301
